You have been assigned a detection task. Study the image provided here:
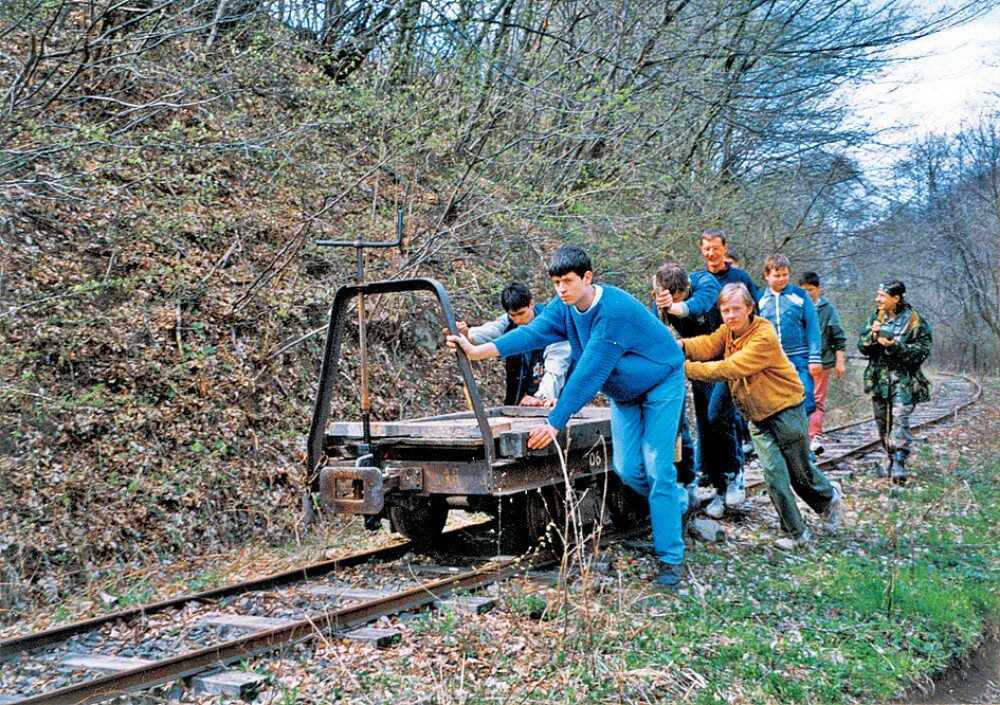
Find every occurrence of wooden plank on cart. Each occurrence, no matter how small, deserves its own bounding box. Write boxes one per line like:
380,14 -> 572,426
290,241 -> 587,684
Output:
327,418 -> 513,440
499,411 -> 612,459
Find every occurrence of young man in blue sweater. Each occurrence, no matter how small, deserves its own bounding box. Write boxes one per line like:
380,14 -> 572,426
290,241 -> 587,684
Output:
446,247 -> 688,588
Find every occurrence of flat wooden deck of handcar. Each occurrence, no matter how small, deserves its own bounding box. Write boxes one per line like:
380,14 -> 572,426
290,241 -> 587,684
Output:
319,405 -> 612,510
325,405 -> 610,457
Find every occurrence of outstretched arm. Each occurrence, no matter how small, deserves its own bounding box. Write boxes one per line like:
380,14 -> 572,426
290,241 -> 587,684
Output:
466,313 -> 510,345
685,332 -> 774,383
446,334 -> 499,361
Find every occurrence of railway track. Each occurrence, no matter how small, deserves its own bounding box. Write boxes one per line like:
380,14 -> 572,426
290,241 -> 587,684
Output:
805,369 -> 979,477
0,522 -> 536,704
0,370 -> 981,705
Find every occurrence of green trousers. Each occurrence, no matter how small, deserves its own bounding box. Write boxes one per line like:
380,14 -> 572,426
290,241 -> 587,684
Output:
872,373 -> 916,455
749,402 -> 836,539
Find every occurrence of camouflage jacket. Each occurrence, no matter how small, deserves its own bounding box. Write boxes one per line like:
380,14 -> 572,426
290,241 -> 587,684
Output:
857,306 -> 932,404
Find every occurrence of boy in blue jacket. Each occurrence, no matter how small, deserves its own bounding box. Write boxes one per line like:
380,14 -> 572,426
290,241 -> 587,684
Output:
447,247 -> 687,588
757,254 -> 822,414
652,261 -> 721,513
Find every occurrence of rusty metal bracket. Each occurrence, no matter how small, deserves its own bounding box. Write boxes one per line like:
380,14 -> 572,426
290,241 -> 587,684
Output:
390,466 -> 423,491
318,465 -> 385,514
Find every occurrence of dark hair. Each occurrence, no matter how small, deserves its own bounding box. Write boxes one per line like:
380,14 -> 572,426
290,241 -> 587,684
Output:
725,246 -> 741,264
700,228 -> 727,245
880,279 -> 908,309
547,246 -> 592,278
500,282 -> 533,312
654,263 -> 690,297
798,271 -> 820,287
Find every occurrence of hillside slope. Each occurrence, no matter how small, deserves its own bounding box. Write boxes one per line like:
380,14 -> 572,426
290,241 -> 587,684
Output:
0,25 -> 544,608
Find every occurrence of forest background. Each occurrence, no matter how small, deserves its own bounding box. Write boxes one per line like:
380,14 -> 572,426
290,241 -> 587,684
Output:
1,0 -> 999,606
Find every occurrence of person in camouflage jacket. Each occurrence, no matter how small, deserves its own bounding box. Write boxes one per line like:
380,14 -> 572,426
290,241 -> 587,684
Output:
857,279 -> 932,484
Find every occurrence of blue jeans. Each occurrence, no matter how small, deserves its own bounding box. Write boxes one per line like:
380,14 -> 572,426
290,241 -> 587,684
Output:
609,368 -> 686,564
788,354 -> 817,415
691,379 -> 742,492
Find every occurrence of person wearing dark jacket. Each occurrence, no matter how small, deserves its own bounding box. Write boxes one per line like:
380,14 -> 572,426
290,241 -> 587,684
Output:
797,271 -> 848,454
857,279 -> 932,485
691,229 -> 756,514
653,262 -> 727,516
460,282 -> 571,407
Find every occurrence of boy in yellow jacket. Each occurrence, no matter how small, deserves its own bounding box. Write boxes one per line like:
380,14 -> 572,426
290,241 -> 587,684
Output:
681,283 -> 842,549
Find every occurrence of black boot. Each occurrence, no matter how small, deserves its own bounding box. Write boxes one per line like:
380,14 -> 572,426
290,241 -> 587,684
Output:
875,453 -> 890,478
890,451 -> 908,486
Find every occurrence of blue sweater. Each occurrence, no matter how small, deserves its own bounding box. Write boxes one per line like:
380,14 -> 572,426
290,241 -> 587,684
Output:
757,284 -> 822,364
494,285 -> 684,430
707,265 -> 759,304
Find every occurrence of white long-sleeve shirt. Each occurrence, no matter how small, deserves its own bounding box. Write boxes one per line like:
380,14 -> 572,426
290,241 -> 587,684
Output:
468,313 -> 572,401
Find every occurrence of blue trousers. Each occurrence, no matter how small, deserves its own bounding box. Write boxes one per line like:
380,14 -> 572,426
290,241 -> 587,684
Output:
788,354 -> 817,415
691,379 -> 742,492
609,368 -> 686,564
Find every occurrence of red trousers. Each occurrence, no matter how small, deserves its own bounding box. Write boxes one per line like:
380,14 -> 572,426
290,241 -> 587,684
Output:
808,367 -> 832,438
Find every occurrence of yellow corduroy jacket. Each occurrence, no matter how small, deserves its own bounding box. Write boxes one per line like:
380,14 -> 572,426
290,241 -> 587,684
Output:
683,315 -> 805,423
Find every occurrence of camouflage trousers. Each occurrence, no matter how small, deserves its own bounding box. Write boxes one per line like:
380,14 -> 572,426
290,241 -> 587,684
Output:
872,373 -> 915,455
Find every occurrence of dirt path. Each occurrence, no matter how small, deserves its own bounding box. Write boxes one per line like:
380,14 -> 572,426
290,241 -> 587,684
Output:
900,636 -> 1000,703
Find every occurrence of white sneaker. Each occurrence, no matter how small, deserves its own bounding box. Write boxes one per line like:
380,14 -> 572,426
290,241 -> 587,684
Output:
810,435 -> 825,455
775,529 -> 811,551
822,481 -> 842,532
704,494 -> 725,519
724,472 -> 745,507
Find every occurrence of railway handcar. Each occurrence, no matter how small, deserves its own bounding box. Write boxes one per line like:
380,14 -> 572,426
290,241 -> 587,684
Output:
306,276 -> 643,549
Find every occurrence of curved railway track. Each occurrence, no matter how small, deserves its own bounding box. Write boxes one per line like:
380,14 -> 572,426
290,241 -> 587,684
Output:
804,369 -> 979,477
0,370 -> 982,705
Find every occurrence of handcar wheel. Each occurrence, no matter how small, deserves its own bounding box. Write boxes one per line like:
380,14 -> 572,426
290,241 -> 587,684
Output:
527,486 -> 566,548
495,487 -> 566,554
494,494 -> 527,554
387,494 -> 449,549
604,474 -> 650,528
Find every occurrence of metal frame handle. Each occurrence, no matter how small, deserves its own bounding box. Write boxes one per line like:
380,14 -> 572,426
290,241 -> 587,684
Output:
307,277 -> 496,483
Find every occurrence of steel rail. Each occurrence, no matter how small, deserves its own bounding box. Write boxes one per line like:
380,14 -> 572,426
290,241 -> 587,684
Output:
815,371 -> 982,471
9,554 -> 547,705
0,520 -> 490,659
